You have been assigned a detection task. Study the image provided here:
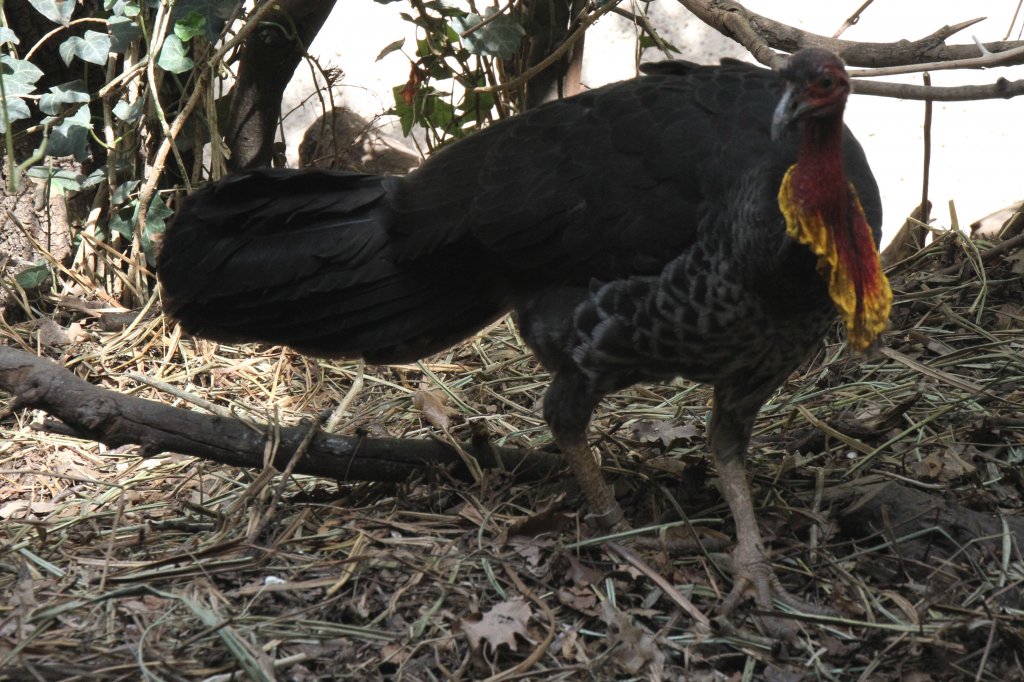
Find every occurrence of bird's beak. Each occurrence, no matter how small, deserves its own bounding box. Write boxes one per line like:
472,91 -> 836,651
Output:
771,84 -> 810,141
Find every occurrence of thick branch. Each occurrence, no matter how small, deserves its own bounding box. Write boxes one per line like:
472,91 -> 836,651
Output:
834,481 -> 1024,565
225,0 -> 337,170
0,347 -> 564,483
678,0 -> 1024,100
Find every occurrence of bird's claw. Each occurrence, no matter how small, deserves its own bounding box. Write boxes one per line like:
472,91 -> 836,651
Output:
717,545 -> 830,641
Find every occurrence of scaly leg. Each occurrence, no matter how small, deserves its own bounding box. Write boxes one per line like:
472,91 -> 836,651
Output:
710,393 -> 822,618
555,433 -> 626,531
544,371 -> 627,532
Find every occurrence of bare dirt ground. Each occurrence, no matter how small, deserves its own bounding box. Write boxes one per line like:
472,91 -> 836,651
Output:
2,213 -> 1023,680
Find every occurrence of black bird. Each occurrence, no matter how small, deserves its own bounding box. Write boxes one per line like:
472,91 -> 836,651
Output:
158,49 -> 891,611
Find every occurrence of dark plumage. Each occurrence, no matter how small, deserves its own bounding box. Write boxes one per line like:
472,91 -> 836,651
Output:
159,49 -> 890,613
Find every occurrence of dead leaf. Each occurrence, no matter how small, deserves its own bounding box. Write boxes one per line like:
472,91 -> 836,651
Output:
0,500 -> 56,520
460,598 -> 533,653
912,448 -> 976,483
643,456 -> 690,476
901,672 -> 935,682
35,319 -> 70,347
379,642 -> 412,665
1007,251 -> 1024,275
994,302 -> 1024,330
633,419 -> 700,448
556,586 -> 598,613
505,498 -> 571,539
413,389 -> 458,431
506,536 -> 552,568
600,602 -> 665,675
401,64 -> 423,106
564,554 -> 604,587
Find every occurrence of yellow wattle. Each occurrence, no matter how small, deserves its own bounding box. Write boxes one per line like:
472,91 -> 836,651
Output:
778,165 -> 892,352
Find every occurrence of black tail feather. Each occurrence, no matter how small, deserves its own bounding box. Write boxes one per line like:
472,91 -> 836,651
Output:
158,169 -> 507,363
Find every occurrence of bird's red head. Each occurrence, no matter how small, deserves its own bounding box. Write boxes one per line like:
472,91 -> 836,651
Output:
771,49 -> 852,141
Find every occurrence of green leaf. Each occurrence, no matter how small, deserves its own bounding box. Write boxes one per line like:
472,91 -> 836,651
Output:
106,193 -> 172,265
26,166 -> 105,194
174,11 -> 207,42
0,28 -> 20,46
453,9 -> 524,59
157,35 -> 194,73
639,35 -> 680,54
170,0 -> 236,42
140,194 -> 173,265
39,80 -> 89,116
27,0 -> 75,25
113,97 -> 144,123
391,85 -> 415,137
40,105 -> 92,160
15,263 -> 51,291
107,210 -> 133,240
0,55 -> 44,96
112,180 -> 140,205
424,1 -> 465,17
376,38 -> 405,62
109,16 -> 143,53
430,98 -> 456,133
59,31 -> 112,66
1,97 -> 30,133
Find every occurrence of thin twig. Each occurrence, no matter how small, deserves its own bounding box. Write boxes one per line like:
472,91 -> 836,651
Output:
833,0 -> 875,39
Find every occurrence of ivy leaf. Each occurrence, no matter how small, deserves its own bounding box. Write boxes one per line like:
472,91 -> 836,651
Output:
105,0 -> 139,17
59,31 -> 112,66
1,55 -> 40,132
639,35 -> 680,53
39,80 -> 89,116
170,0 -> 236,41
0,28 -> 20,46
113,97 -> 144,123
26,166 -> 105,195
1,55 -> 44,96
112,180 -> 140,205
107,211 -> 132,240
140,193 -> 173,266
27,0 -> 75,25
40,104 -> 92,160
174,12 -> 207,42
1,97 -> 31,133
15,263 -> 51,291
157,35 -> 194,73
391,85 -> 415,137
109,16 -> 143,53
452,8 -> 524,59
107,193 -> 172,266
376,38 -> 405,62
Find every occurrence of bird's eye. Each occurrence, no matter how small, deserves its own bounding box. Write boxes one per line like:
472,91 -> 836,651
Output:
819,76 -> 835,90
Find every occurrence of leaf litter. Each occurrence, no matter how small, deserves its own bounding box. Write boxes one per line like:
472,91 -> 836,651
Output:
0,223 -> 1023,679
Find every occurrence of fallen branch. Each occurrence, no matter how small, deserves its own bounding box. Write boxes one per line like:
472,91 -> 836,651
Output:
0,346 -> 564,483
835,480 -> 1024,565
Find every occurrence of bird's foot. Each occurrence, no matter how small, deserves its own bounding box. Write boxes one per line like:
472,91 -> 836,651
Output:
717,544 -> 830,640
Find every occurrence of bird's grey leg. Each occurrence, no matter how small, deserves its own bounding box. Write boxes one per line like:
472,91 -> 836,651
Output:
710,392 -> 820,619
544,371 -> 627,532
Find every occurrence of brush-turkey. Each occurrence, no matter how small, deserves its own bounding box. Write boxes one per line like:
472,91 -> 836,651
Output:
158,49 -> 891,613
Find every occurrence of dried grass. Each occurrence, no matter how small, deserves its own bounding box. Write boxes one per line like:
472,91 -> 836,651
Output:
1,222 -> 1023,680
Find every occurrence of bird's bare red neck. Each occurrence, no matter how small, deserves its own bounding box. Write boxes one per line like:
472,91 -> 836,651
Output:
779,112 -> 892,351
792,116 -> 847,205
